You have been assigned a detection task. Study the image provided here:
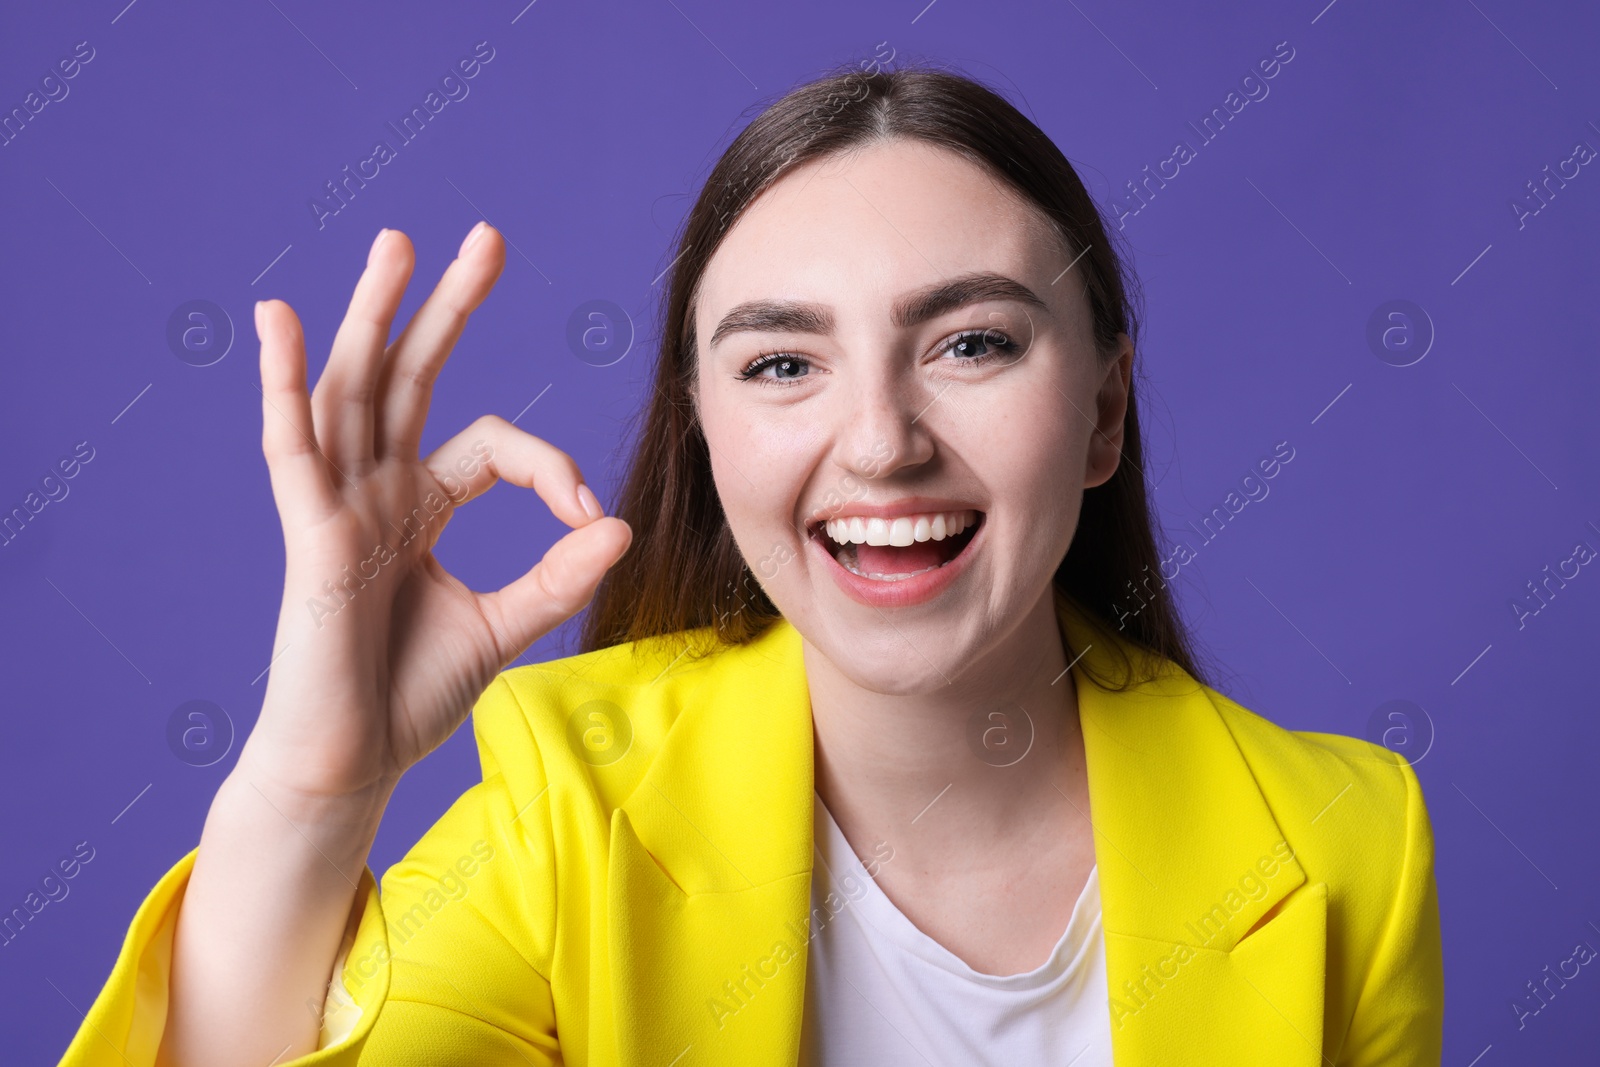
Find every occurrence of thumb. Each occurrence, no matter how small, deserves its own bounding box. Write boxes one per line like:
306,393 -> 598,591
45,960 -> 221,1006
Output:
480,516 -> 633,656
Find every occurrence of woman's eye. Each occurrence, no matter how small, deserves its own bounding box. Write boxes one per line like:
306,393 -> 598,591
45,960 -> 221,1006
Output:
739,354 -> 811,382
941,328 -> 1020,362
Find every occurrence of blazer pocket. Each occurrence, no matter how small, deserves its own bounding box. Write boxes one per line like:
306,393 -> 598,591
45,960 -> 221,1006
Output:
1228,881 -> 1329,1062
1105,882 -> 1330,1065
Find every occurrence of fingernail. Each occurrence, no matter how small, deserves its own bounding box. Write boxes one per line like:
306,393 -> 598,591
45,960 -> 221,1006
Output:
576,483 -> 603,520
368,228 -> 390,266
460,221 -> 488,257
254,300 -> 265,333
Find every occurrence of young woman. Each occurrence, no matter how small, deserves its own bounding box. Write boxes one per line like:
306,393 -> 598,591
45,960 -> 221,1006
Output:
62,66 -> 1443,1066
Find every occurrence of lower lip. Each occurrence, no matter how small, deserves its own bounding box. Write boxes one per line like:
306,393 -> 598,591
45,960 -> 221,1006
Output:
811,520 -> 985,609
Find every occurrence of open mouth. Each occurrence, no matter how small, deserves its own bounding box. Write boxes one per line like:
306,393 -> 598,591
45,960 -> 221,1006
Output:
808,509 -> 985,582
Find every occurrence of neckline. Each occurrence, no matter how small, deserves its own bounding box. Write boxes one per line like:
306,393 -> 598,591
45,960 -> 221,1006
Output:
810,790 -> 1102,991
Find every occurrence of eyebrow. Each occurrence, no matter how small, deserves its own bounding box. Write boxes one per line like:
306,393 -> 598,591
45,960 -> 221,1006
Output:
706,271 -> 1048,350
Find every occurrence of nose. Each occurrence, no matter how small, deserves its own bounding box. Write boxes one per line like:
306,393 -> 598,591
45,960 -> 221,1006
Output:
829,366 -> 936,481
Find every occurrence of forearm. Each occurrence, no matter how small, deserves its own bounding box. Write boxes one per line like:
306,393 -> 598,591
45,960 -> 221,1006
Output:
157,755 -> 396,1067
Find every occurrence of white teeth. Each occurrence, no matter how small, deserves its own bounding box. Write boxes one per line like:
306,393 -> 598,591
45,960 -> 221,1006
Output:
822,510 -> 979,546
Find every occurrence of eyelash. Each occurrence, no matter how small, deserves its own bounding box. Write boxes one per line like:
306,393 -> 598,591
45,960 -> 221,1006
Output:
735,328 -> 1023,383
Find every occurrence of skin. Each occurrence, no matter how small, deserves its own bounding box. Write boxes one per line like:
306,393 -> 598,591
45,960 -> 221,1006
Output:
693,138 -> 1133,974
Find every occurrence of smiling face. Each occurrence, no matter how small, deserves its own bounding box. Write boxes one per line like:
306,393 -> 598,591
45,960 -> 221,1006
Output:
692,138 -> 1132,693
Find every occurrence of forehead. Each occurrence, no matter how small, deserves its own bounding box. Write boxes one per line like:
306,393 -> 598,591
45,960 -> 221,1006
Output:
696,139 -> 1063,331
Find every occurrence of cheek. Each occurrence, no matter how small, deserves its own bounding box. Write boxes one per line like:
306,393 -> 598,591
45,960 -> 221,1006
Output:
974,391 -> 1079,501
951,384 -> 1085,568
697,387 -> 816,552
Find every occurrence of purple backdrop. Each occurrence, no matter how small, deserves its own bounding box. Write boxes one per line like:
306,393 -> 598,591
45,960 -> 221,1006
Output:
3,0 -> 1596,1062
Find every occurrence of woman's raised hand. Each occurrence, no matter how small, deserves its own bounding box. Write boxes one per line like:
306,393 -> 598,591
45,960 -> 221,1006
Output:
156,223 -> 630,1067
245,223 -> 633,801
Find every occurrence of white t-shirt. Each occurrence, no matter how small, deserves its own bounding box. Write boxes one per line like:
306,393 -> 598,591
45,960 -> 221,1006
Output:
800,791 -> 1115,1066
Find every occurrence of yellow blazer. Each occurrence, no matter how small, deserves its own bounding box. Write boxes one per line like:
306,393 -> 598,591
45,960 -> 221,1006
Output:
62,594 -> 1443,1065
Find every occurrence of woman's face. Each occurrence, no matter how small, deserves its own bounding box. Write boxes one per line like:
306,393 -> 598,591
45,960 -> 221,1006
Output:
693,138 -> 1131,693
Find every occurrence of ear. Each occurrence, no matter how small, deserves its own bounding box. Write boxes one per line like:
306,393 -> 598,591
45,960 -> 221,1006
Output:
1084,333 -> 1134,490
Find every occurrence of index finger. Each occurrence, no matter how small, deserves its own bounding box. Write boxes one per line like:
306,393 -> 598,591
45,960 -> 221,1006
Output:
421,414 -> 604,531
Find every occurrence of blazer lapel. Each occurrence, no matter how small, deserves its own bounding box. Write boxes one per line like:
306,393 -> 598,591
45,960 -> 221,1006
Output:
1060,595 -> 1329,1065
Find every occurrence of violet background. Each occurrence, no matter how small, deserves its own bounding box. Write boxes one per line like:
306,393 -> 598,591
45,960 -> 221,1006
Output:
2,0 -> 1597,1062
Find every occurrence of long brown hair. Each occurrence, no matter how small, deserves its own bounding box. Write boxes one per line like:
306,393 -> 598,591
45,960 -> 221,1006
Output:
579,60 -> 1212,691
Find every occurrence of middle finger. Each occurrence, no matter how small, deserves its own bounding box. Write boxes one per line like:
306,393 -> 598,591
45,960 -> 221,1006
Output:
376,221 -> 507,460
309,228 -> 415,472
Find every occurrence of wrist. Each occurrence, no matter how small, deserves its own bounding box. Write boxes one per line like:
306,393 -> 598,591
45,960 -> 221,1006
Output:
224,745 -> 399,835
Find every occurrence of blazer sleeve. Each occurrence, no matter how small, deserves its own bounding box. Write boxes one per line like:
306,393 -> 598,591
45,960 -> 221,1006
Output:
1339,754 -> 1445,1065
58,769 -> 560,1066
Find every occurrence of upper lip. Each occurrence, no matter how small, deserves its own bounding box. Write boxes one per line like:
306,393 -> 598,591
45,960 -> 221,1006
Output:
803,497 -> 984,535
